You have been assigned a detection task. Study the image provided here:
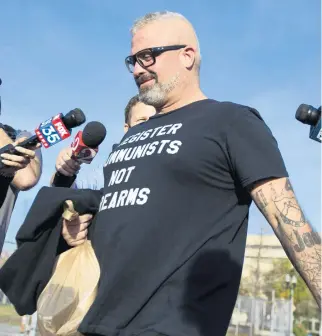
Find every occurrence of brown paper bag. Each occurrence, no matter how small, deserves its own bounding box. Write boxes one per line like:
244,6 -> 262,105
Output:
37,201 -> 100,336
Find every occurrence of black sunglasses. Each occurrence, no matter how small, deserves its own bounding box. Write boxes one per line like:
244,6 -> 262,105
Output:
125,45 -> 187,73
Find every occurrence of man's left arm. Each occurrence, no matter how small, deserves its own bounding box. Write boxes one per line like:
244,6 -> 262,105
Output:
250,177 -> 321,308
224,105 -> 321,307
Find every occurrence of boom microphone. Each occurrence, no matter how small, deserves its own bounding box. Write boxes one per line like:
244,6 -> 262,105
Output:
52,121 -> 107,188
295,104 -> 321,143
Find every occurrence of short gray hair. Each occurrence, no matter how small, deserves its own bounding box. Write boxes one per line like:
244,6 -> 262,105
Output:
131,11 -> 187,35
131,11 -> 201,71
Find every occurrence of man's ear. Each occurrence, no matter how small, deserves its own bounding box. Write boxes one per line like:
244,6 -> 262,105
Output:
124,123 -> 130,133
180,46 -> 196,70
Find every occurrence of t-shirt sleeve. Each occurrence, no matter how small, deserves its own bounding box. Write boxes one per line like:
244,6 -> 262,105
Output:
226,106 -> 288,188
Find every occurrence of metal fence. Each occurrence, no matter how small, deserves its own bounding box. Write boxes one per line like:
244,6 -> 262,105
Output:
0,291 -> 320,336
228,295 -> 292,336
0,292 -> 292,336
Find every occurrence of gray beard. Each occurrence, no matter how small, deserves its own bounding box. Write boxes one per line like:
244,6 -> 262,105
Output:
139,74 -> 179,108
139,83 -> 167,108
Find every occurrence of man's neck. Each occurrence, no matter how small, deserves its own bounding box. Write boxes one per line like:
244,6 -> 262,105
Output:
159,84 -> 207,114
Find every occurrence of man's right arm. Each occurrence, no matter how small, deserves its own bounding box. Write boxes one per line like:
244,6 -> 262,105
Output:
50,147 -> 80,188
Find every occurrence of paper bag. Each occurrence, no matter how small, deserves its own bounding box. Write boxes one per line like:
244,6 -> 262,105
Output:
37,201 -> 100,336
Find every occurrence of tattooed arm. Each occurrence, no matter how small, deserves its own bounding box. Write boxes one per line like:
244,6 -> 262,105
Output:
249,177 -> 321,309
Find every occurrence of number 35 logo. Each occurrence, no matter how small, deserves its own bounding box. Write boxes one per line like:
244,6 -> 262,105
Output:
42,125 -> 61,144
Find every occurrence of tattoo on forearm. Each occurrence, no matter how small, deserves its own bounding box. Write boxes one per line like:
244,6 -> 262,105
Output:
255,189 -> 269,215
271,179 -> 306,227
285,179 -> 293,191
253,178 -> 321,305
293,230 -> 321,252
297,248 -> 321,300
277,222 -> 321,305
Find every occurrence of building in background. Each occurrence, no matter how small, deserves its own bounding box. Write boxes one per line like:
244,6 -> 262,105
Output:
243,234 -> 287,277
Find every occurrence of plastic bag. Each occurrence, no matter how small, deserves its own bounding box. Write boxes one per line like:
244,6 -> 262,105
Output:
37,225 -> 100,336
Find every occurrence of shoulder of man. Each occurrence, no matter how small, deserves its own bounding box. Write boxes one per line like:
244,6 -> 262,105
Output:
0,124 -> 34,141
216,100 -> 263,119
0,124 -> 20,141
15,129 -> 32,139
198,100 -> 265,132
216,102 -> 269,133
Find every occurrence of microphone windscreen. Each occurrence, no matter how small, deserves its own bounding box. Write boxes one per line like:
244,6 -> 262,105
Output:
82,121 -> 107,148
295,104 -> 320,126
63,108 -> 86,129
296,104 -> 310,123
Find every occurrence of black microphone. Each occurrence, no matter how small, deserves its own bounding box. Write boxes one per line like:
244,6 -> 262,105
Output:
52,121 -> 107,188
295,104 -> 321,143
0,109 -> 86,162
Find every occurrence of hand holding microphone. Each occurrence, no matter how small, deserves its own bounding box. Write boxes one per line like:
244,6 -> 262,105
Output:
52,121 -> 107,188
0,108 -> 86,173
55,148 -> 81,177
0,124 -> 41,176
0,137 -> 40,176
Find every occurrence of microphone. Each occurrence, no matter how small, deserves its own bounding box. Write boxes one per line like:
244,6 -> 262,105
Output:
52,121 -> 107,188
70,121 -> 107,164
34,108 -> 86,148
295,104 -> 321,143
0,109 -> 86,160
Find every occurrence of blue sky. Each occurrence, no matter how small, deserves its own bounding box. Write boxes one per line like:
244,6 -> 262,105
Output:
1,0 -> 321,252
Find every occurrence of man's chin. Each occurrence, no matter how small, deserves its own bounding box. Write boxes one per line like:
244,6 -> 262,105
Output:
140,82 -> 154,92
139,93 -> 166,109
139,88 -> 152,96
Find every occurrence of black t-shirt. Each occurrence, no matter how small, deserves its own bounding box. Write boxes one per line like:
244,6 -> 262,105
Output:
79,99 -> 288,336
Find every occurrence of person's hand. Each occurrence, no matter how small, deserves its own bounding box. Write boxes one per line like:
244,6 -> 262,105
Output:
0,137 -> 40,175
14,136 -> 41,150
56,147 -> 80,177
62,213 -> 92,246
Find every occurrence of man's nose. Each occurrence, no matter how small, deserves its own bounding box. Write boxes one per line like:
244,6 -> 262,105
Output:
133,61 -> 147,78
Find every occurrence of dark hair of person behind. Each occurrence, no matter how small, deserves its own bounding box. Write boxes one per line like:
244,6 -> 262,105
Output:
124,95 -> 140,124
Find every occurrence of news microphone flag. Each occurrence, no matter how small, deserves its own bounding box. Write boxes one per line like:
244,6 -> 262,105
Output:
71,130 -> 98,164
51,121 -> 106,188
35,113 -> 71,148
309,118 -> 322,143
